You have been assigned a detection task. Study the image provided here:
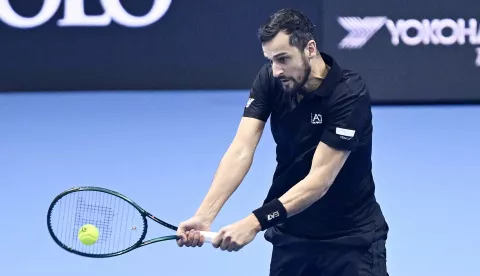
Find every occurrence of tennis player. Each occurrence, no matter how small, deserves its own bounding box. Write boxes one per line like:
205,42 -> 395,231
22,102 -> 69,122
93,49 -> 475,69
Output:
177,8 -> 389,276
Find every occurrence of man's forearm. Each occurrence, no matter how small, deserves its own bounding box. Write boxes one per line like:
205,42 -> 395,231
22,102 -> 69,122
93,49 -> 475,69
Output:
195,144 -> 254,222
277,143 -> 349,218
278,168 -> 334,218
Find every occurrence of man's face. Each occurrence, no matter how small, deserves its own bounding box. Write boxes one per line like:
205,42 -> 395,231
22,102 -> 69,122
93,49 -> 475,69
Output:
262,31 -> 311,93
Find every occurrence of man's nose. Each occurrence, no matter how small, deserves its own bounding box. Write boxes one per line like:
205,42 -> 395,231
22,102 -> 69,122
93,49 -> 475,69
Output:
272,63 -> 284,78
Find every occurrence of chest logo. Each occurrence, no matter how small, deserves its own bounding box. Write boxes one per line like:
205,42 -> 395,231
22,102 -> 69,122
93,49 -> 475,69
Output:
311,113 -> 323,124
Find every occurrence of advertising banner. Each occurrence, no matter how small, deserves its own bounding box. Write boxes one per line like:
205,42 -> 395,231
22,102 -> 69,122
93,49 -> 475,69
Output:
0,0 -> 321,92
2,0 -> 479,104
321,0 -> 480,104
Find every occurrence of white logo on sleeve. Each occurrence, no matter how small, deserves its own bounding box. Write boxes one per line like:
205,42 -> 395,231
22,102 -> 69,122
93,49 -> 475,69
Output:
311,113 -> 323,124
246,98 -> 254,108
336,127 -> 355,140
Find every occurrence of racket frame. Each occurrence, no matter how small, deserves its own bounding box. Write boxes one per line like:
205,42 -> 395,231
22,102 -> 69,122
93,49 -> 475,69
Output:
47,186 -> 181,258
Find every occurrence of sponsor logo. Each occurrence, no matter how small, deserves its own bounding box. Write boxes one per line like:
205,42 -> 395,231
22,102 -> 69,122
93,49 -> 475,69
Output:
267,211 -> 279,220
338,16 -> 480,66
311,113 -> 323,124
0,0 -> 172,28
246,97 -> 255,108
336,127 -> 355,138
338,16 -> 388,49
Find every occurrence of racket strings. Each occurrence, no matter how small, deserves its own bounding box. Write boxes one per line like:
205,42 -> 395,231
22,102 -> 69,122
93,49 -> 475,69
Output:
49,190 -> 146,256
74,196 -> 115,243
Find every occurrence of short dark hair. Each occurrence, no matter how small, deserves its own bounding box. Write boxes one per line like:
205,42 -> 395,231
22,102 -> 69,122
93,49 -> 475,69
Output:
257,9 -> 316,51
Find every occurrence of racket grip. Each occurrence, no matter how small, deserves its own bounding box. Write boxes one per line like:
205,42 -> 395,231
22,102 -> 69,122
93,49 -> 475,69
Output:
199,231 -> 217,243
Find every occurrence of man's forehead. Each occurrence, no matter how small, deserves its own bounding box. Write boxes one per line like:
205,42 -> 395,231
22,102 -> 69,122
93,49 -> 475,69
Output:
263,50 -> 288,59
262,32 -> 293,58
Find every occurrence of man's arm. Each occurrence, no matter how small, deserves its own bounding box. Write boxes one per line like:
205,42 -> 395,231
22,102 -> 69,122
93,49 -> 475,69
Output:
195,64 -> 275,222
278,142 -> 350,217
195,117 -> 266,222
210,141 -> 350,251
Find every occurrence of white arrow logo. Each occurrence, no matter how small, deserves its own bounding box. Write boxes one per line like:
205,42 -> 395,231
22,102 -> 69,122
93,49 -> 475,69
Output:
337,16 -> 388,49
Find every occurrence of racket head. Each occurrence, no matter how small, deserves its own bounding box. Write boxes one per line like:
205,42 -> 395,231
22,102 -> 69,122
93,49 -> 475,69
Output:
47,186 -> 154,258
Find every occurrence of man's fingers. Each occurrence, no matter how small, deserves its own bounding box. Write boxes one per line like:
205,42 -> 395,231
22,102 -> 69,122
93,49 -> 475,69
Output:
185,229 -> 195,247
176,233 -> 187,247
176,222 -> 188,247
191,231 -> 201,247
177,229 -> 206,248
220,235 -> 231,251
212,230 -> 224,248
198,233 -> 205,247
227,242 -> 237,252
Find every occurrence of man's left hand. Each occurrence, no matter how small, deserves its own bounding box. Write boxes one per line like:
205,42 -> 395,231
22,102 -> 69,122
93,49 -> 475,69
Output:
212,214 -> 261,252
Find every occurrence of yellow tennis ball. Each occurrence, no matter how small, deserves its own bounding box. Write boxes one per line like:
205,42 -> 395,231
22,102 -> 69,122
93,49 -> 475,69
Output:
78,224 -> 99,245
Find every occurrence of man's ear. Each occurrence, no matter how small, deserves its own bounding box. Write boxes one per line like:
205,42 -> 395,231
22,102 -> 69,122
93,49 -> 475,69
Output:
304,40 -> 318,58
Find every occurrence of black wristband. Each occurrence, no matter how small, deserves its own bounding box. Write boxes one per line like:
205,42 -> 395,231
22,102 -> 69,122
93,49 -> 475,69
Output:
252,199 -> 287,231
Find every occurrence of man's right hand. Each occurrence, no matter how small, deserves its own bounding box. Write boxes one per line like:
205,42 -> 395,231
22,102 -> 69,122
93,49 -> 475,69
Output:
176,216 -> 212,248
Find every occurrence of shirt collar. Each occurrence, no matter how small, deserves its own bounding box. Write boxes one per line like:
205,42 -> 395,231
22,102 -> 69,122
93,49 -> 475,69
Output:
310,52 -> 343,98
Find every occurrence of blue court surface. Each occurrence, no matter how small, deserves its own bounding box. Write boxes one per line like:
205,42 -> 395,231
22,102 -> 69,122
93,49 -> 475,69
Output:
1,91 -> 478,276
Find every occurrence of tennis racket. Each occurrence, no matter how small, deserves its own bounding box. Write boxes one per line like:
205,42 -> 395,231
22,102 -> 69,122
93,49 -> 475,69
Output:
47,186 -> 217,258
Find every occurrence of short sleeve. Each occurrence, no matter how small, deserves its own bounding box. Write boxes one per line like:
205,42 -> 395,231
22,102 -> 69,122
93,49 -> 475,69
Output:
242,64 -> 275,122
320,89 -> 371,151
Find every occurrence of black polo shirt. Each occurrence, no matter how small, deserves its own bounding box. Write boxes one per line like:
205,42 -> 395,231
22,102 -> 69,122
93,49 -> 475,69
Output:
243,53 -> 387,243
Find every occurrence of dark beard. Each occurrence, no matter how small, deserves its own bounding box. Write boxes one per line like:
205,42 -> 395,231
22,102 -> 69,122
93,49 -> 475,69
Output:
280,55 -> 311,95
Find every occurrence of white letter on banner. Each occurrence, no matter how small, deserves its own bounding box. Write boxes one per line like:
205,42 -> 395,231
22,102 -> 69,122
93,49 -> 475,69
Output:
0,0 -> 61,28
475,48 -> 480,67
101,0 -> 172,28
385,20 -> 400,46
457,19 -> 478,45
435,19 -> 459,45
58,0 -> 111,27
0,0 -> 172,28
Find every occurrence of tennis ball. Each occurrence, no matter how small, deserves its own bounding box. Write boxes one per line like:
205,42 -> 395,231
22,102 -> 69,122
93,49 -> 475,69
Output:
78,224 -> 99,245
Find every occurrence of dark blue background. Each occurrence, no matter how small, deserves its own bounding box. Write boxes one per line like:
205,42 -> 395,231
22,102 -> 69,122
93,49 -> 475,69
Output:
1,0 -> 479,104
0,0 -> 321,91
322,0 -> 480,104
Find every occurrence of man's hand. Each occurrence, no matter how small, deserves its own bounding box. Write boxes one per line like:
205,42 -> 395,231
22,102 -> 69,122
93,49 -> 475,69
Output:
212,214 -> 261,252
176,215 -> 212,248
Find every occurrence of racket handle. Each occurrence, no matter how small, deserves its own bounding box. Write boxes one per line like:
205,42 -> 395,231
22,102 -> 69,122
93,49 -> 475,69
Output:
199,231 -> 217,243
